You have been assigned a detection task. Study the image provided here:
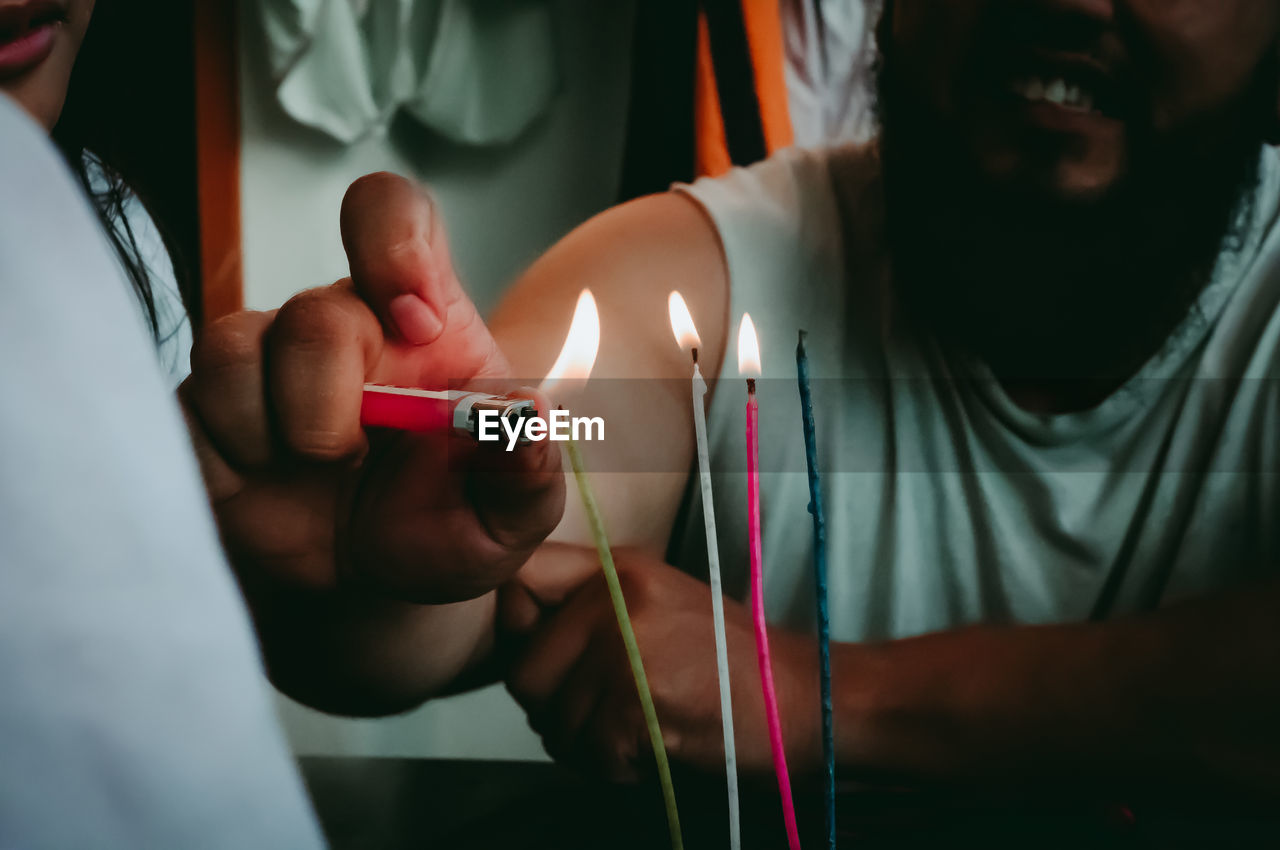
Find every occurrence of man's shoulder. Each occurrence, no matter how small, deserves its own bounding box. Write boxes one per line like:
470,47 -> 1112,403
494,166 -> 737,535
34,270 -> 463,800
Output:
688,140 -> 880,208
670,143 -> 883,343
676,140 -> 881,258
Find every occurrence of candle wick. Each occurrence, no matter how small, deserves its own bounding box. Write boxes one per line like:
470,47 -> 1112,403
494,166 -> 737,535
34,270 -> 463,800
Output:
747,378 -> 757,395
691,347 -> 699,366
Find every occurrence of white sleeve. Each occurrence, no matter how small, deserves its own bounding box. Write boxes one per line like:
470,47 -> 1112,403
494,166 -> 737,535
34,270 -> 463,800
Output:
0,97 -> 322,849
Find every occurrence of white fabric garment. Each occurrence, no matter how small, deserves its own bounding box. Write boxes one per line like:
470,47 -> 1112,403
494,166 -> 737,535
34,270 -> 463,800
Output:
256,0 -> 558,145
0,96 -> 324,849
84,154 -> 192,387
781,0 -> 880,147
673,143 -> 1280,641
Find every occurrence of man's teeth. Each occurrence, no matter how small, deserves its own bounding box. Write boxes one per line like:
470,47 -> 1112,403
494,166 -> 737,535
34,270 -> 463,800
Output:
1013,77 -> 1095,112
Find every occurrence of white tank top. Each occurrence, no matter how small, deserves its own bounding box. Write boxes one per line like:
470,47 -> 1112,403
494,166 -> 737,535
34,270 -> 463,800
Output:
671,143 -> 1280,641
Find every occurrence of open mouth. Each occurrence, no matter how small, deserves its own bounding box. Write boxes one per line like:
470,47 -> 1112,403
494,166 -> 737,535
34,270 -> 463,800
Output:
1011,75 -> 1097,114
997,48 -> 1126,124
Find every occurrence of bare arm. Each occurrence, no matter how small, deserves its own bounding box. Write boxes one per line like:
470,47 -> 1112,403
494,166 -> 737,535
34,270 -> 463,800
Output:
837,579 -> 1280,793
491,190 -> 730,553
503,542 -> 1280,793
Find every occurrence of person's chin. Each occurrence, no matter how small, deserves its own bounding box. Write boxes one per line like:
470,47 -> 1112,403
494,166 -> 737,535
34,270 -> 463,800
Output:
968,133 -> 1128,206
0,63 -> 72,132
1044,156 -> 1128,203
2,80 -> 61,131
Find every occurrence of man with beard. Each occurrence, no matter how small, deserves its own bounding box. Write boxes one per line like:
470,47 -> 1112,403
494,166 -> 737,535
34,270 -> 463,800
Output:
185,0 -> 1280,794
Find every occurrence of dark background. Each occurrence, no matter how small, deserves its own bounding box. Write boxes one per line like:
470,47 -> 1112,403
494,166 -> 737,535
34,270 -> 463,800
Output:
56,0 -> 202,319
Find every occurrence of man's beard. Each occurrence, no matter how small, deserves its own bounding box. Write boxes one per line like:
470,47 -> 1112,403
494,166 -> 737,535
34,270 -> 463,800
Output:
875,28 -> 1271,384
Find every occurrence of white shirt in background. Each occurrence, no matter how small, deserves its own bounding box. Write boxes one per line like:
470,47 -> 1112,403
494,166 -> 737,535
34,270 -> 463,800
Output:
675,143 -> 1280,640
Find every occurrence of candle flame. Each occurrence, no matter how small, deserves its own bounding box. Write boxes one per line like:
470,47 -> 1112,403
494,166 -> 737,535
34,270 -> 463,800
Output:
540,289 -> 601,393
737,313 -> 762,377
667,291 -> 701,352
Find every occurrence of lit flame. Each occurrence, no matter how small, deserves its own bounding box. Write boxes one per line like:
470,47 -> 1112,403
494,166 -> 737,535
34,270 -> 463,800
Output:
540,289 -> 601,393
667,291 -> 701,353
737,313 -> 761,377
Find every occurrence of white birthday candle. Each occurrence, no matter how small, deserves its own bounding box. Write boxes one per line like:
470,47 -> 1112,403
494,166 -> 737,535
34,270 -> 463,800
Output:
669,292 -> 741,850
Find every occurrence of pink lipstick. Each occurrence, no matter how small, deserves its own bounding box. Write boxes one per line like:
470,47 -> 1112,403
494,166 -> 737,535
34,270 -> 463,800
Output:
0,1 -> 67,80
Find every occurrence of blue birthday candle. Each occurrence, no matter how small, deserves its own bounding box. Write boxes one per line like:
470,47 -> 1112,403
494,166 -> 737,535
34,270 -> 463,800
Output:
797,330 -> 835,849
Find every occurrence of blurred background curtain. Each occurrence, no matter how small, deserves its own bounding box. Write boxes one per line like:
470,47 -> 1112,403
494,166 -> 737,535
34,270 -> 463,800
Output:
254,0 -> 559,145
781,0 -> 880,148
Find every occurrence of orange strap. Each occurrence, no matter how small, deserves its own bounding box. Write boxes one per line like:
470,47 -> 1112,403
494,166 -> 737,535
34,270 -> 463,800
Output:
694,0 -> 794,178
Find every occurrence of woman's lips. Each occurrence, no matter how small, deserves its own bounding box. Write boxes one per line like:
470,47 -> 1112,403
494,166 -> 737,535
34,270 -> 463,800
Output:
0,5 -> 62,81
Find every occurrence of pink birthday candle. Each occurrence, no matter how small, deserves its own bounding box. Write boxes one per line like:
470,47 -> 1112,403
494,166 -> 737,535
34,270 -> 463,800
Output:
740,314 -> 802,850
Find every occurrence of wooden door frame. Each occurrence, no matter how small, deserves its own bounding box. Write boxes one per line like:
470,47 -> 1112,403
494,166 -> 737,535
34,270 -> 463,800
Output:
194,0 -> 243,323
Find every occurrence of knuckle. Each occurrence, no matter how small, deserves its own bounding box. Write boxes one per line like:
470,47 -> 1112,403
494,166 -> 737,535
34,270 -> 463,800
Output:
647,672 -> 673,708
192,313 -> 266,376
273,291 -> 355,351
384,228 -> 433,263
376,240 -> 436,296
617,566 -> 651,603
286,428 -> 350,462
661,727 -> 683,760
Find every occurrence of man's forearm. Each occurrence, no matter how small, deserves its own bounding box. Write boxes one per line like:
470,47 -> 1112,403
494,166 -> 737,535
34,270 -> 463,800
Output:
834,579 -> 1280,793
242,577 -> 499,717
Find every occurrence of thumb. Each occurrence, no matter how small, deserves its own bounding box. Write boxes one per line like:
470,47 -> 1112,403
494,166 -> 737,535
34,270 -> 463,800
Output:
340,172 -> 452,344
340,171 -> 508,382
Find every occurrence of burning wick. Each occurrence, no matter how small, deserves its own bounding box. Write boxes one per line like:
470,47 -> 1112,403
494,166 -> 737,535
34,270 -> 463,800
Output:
740,314 -> 802,850
669,291 -> 741,850
547,290 -> 683,850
